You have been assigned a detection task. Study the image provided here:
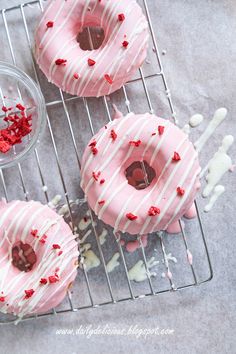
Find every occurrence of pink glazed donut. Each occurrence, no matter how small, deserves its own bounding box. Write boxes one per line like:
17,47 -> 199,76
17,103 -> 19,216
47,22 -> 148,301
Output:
35,0 -> 149,97
80,113 -> 201,235
0,200 -> 79,318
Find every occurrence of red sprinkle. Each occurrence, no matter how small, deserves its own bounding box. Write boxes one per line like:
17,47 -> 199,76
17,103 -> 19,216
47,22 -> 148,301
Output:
91,147 -> 98,155
88,58 -> 96,66
73,73 -> 79,79
0,141 -> 11,153
151,132 -> 156,136
16,103 -> 25,111
0,106 -> 32,153
110,129 -> 117,141
0,296 -> 5,302
89,140 -> 97,147
118,13 -> 125,22
92,171 -> 101,181
172,152 -> 181,161
98,200 -> 105,205
122,40 -> 129,48
24,289 -> 35,299
31,229 -> 38,237
126,213 -> 138,221
100,179 -> 105,185
148,206 -> 160,216
55,58 -> 67,66
40,278 -> 48,285
158,125 -> 165,135
177,187 -> 185,196
2,106 -> 9,113
39,235 -> 47,244
129,140 -> 141,147
89,141 -> 98,154
46,21 -> 54,28
58,251 -> 63,256
104,74 -> 113,84
49,275 -> 59,284
52,244 -> 61,250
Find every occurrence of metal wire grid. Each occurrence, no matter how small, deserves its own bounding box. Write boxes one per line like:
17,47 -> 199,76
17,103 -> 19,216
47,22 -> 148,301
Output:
0,0 -> 213,324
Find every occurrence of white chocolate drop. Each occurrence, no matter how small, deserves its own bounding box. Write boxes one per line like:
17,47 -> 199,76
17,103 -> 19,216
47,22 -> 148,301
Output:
189,114 -> 204,127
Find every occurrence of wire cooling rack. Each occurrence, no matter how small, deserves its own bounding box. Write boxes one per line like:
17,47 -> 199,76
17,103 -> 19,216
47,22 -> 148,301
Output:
0,0 -> 213,324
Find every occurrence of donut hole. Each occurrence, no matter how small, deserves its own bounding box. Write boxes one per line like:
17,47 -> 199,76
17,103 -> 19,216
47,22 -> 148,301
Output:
12,242 -> 37,272
125,161 -> 156,190
77,26 -> 105,51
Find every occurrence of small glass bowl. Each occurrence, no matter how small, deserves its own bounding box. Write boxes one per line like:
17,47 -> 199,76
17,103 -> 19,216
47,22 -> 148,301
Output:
0,61 -> 46,169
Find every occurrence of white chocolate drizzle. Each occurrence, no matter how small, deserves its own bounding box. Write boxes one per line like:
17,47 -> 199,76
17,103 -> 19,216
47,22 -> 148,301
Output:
182,124 -> 190,135
112,104 -> 123,120
58,200 -> 73,216
106,253 -> 120,273
128,257 -> 159,282
186,249 -> 193,265
48,194 -> 62,209
81,243 -> 100,271
204,185 -> 225,212
99,229 -> 108,245
194,108 -> 227,152
202,135 -> 234,197
78,215 -> 91,231
163,253 -> 177,264
79,229 -> 92,244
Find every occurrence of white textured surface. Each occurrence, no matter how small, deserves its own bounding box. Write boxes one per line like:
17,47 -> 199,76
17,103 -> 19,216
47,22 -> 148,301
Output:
0,0 -> 236,353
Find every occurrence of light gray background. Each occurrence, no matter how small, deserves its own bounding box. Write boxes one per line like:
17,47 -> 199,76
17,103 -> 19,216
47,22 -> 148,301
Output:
0,0 -> 236,353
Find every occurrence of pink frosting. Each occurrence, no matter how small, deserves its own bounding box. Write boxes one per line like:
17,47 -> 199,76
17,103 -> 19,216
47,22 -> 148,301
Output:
184,202 -> 197,219
35,0 -> 149,97
166,220 -> 183,234
125,235 -> 148,253
0,200 -> 78,318
81,113 -> 201,235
